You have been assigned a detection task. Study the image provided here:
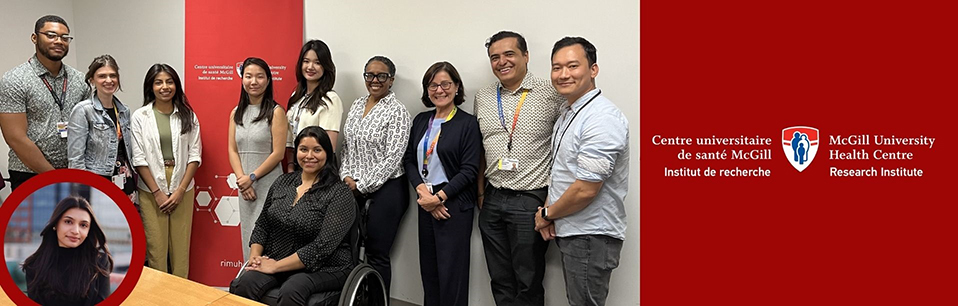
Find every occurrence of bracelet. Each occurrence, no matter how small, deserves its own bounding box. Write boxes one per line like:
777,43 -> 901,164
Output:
150,188 -> 161,194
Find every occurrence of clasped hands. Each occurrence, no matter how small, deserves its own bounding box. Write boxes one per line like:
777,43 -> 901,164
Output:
245,255 -> 279,274
154,188 -> 186,215
237,174 -> 257,201
416,184 -> 450,220
534,206 -> 556,241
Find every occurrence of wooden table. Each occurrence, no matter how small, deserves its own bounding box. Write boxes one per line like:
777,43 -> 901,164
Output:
122,267 -> 264,305
0,268 -> 263,305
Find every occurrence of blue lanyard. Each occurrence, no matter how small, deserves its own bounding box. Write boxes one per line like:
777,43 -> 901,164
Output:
496,86 -> 529,151
422,108 -> 457,178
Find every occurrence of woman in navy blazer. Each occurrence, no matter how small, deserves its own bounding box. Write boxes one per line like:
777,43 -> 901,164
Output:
404,62 -> 481,306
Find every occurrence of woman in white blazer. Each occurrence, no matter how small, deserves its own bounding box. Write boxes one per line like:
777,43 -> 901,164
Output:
131,63 -> 201,278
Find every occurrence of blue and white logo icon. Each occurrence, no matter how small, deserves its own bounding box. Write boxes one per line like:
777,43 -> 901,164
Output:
782,126 -> 819,172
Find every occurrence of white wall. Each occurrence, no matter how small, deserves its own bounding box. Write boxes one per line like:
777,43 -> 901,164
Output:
305,1 -> 639,305
72,0 -> 186,105
0,0 -> 76,198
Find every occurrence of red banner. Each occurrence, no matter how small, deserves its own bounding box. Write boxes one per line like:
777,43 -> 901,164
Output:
185,0 -> 302,286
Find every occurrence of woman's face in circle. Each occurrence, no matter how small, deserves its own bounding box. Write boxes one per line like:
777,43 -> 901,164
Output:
56,207 -> 91,248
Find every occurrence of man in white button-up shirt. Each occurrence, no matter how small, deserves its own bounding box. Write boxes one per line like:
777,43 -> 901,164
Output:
535,37 -> 629,306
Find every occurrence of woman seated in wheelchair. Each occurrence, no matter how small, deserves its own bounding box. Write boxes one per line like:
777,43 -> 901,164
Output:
231,126 -> 357,305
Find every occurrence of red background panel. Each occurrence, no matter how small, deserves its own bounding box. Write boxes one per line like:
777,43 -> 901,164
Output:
185,0 -> 302,286
641,1 -> 956,305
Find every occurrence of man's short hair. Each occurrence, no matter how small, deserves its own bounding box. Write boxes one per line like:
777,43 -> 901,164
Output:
485,31 -> 528,54
35,15 -> 69,33
551,37 -> 597,66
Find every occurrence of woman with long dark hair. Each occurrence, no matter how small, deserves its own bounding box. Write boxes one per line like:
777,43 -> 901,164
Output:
22,196 -> 114,306
230,126 -> 356,305
285,40 -> 343,171
228,57 -> 288,260
404,62 -> 481,306
131,63 -> 202,278
68,54 -> 137,199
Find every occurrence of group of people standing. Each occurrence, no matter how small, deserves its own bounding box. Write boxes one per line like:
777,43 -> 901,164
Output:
1,14 -> 629,306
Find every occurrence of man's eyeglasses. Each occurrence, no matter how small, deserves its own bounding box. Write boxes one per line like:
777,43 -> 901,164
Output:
428,81 -> 455,91
37,31 -> 74,43
363,72 -> 391,82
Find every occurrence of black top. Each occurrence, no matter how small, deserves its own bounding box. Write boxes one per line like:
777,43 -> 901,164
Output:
103,107 -> 136,194
24,249 -> 111,306
404,107 -> 482,210
250,172 -> 357,272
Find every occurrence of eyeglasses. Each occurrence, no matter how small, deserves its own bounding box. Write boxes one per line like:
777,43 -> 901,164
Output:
363,72 -> 391,82
37,31 -> 73,43
428,81 -> 455,91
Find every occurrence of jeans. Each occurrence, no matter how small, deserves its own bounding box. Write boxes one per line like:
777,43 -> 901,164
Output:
556,235 -> 623,306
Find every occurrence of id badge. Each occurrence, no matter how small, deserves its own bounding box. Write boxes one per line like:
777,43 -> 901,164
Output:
498,158 -> 519,171
112,174 -> 125,189
57,121 -> 69,138
425,183 -> 434,194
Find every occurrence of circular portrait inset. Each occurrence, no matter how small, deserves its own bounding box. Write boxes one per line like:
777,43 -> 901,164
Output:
1,170 -> 145,306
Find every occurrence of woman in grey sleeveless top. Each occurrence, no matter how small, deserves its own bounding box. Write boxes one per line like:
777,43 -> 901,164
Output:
228,57 -> 288,260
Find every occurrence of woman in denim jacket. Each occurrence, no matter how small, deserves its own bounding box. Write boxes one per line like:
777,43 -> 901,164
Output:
67,54 -> 136,197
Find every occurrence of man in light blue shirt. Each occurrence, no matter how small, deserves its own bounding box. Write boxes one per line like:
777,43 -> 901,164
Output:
535,37 -> 629,306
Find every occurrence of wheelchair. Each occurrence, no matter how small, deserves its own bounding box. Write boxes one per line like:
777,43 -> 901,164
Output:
233,199 -> 388,306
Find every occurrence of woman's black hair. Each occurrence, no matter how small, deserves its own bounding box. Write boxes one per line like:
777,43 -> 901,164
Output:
22,196 -> 113,300
365,55 -> 396,76
293,126 -> 340,189
289,40 -> 336,114
234,57 -> 278,126
420,61 -> 466,107
85,54 -> 122,93
142,63 -> 196,134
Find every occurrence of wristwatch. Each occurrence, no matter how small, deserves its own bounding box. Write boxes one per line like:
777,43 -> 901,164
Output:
541,207 -> 551,221
248,172 -> 257,182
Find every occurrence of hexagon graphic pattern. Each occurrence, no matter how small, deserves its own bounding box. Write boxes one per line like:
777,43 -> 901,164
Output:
196,190 -> 212,207
226,173 -> 238,189
215,196 -> 241,226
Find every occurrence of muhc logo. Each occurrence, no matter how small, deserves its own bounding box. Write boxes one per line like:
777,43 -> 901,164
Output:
782,126 -> 819,172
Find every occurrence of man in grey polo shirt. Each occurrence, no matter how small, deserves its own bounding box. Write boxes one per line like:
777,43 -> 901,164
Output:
536,37 -> 629,306
474,30 -> 563,306
0,15 -> 89,190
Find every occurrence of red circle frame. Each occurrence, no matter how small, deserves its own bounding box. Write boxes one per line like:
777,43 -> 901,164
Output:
0,169 -> 146,305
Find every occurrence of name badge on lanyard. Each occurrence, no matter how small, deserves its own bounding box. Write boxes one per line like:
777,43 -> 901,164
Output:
57,121 -> 68,138
42,72 -> 70,138
498,158 -> 519,171
496,87 -> 528,172
112,174 -> 126,189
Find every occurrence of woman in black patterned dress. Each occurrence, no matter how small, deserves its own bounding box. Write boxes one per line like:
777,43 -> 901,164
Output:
230,126 -> 356,305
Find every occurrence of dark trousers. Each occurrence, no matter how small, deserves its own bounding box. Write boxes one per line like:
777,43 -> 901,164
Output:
230,268 -> 349,306
359,176 -> 408,295
556,235 -> 623,306
419,183 -> 474,306
7,170 -> 38,191
479,186 -> 549,306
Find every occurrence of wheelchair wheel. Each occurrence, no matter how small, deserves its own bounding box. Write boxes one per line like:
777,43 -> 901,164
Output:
338,264 -> 388,306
